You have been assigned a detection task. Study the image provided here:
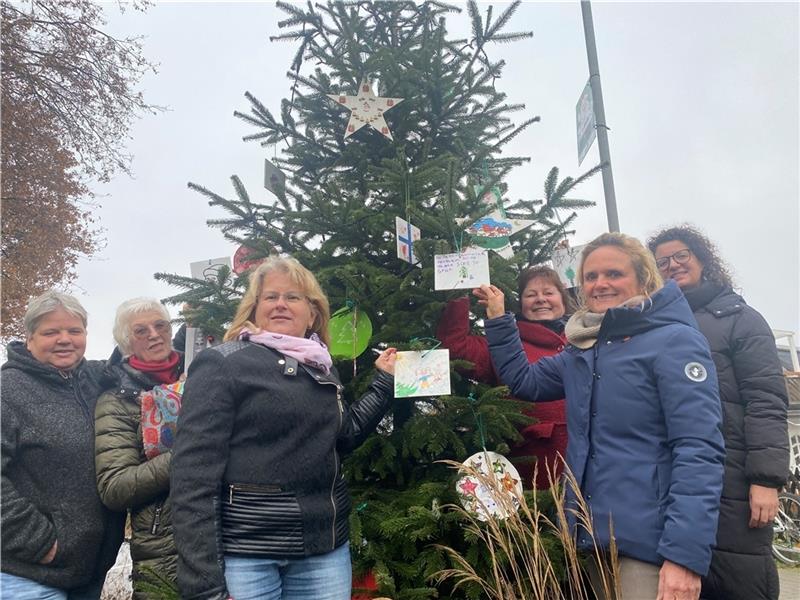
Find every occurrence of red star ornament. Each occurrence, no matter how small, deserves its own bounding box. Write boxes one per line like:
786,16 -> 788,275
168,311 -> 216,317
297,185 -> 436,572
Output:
327,80 -> 403,141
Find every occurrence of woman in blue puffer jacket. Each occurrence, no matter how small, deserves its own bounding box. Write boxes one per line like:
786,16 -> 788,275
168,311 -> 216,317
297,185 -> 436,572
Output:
476,233 -> 725,600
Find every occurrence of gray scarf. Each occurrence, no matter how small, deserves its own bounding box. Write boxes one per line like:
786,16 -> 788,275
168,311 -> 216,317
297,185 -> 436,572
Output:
565,295 -> 649,349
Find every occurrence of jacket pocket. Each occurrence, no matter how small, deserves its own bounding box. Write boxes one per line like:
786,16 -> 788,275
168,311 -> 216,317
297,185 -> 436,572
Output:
221,484 -> 304,556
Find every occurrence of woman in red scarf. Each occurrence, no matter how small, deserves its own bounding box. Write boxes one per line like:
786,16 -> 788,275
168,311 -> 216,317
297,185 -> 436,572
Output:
94,298 -> 184,598
436,266 -> 574,490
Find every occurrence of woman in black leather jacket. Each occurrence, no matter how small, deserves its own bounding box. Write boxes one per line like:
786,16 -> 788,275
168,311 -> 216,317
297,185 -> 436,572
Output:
649,225 -> 789,600
170,256 -> 396,600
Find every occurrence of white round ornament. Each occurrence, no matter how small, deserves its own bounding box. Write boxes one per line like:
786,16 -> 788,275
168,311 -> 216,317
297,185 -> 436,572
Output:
456,450 -> 522,521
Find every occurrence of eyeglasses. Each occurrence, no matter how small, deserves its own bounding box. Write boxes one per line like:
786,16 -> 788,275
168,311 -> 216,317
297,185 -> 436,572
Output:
261,292 -> 308,305
655,249 -> 692,271
132,320 -> 171,339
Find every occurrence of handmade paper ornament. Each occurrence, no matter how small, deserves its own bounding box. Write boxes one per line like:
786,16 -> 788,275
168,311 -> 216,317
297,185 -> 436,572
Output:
550,244 -> 586,289
395,216 -> 421,267
456,450 -> 522,521
327,80 -> 403,140
263,158 -> 286,197
463,210 -> 534,259
394,349 -> 451,398
328,306 -> 373,360
433,249 -> 490,290
473,183 -> 503,209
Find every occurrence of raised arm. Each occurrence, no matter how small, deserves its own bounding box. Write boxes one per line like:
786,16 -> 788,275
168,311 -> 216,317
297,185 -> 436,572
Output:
436,296 -> 496,383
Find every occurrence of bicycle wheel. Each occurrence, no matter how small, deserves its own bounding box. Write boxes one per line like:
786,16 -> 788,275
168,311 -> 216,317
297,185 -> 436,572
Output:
772,492 -> 800,566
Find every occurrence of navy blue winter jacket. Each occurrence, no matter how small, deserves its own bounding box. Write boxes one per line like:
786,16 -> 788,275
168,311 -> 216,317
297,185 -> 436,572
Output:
486,281 -> 725,576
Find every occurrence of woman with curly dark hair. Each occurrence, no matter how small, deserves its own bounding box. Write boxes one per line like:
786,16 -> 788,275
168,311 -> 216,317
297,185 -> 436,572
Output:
648,225 -> 789,600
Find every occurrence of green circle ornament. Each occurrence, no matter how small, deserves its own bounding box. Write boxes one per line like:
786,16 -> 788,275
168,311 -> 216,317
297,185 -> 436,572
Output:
327,307 -> 372,359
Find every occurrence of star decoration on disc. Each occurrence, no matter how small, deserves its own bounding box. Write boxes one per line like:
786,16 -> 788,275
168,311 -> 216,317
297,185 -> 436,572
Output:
327,80 -> 403,140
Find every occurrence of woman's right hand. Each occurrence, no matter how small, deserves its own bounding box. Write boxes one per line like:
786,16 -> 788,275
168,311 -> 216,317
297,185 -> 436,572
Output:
375,348 -> 397,375
472,284 -> 506,319
39,540 -> 57,564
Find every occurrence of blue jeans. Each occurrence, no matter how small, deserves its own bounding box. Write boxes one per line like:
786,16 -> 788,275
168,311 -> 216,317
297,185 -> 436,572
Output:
224,543 -> 352,600
0,572 -> 105,600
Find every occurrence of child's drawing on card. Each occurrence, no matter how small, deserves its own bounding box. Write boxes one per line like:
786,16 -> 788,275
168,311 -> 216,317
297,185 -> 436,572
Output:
394,349 -> 451,398
434,249 -> 490,290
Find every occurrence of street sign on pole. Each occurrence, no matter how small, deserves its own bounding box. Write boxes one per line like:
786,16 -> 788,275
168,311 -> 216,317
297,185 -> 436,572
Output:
576,80 -> 596,165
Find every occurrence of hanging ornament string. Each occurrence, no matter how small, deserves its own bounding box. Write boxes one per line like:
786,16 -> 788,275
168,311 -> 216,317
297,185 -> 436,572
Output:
281,21 -> 306,150
408,336 -> 441,358
351,302 -> 358,378
452,230 -> 464,254
467,391 -> 488,451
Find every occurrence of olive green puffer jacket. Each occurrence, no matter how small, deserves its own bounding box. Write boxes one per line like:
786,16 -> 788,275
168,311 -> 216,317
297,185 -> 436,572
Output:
94,358 -> 183,599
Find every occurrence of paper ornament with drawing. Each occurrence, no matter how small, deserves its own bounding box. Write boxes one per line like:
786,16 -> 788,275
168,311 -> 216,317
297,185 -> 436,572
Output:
327,80 -> 403,140
462,210 -> 534,259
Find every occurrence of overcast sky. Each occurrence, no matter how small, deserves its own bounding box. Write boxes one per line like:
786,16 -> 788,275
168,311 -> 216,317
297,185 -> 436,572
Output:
67,1 -> 799,359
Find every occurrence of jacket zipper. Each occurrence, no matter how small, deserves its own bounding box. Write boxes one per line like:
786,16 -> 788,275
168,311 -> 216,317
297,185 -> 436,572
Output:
62,370 -> 92,423
316,379 -> 344,550
150,501 -> 163,534
228,483 -> 283,504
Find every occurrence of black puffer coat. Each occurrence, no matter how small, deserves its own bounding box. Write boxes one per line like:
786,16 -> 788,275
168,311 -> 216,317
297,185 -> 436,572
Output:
170,340 -> 394,600
1,342 -> 124,590
95,355 -> 184,598
685,284 -> 789,600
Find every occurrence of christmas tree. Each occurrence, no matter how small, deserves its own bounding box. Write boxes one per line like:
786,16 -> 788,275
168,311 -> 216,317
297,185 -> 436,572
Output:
158,2 -> 599,597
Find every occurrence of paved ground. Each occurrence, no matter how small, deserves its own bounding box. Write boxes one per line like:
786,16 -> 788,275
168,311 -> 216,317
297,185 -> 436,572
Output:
100,542 -> 800,600
780,566 -> 800,599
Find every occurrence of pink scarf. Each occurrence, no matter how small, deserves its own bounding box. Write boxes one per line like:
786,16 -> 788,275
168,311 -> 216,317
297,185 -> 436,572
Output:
239,328 -> 333,374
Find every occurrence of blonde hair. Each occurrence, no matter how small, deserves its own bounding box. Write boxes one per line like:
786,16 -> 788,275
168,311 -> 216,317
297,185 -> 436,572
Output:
577,232 -> 663,307
224,256 -> 331,346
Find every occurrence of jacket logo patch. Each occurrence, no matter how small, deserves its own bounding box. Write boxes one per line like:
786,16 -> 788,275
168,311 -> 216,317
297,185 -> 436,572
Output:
684,362 -> 707,382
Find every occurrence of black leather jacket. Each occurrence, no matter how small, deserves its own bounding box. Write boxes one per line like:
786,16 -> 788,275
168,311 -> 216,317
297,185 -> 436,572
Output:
170,340 -> 394,600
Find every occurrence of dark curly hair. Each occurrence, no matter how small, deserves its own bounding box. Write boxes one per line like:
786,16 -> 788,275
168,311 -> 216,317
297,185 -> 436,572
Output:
646,224 -> 734,288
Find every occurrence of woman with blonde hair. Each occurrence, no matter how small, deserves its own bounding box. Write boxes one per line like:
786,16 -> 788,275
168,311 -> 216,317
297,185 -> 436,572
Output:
476,232 -> 725,600
170,255 -> 397,600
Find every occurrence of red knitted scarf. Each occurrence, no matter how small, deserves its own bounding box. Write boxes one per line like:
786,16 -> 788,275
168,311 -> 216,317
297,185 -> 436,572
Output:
129,351 -> 181,384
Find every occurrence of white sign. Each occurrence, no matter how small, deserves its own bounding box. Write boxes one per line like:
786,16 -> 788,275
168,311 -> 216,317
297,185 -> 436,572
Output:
394,349 -> 451,398
576,81 -> 596,165
550,244 -> 586,289
190,256 -> 232,282
395,216 -> 421,267
434,249 -> 490,290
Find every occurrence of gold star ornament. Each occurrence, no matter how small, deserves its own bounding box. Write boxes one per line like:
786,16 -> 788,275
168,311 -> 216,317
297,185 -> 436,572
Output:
327,80 -> 403,140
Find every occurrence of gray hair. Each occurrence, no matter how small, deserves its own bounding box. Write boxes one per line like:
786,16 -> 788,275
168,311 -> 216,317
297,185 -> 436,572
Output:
24,291 -> 88,338
113,297 -> 171,356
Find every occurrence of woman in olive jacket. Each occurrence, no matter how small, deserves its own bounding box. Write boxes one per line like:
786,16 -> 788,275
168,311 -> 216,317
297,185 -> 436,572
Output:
95,298 -> 185,598
649,225 -> 789,600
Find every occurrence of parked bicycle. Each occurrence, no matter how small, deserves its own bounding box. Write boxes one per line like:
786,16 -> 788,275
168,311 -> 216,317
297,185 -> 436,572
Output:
773,467 -> 800,566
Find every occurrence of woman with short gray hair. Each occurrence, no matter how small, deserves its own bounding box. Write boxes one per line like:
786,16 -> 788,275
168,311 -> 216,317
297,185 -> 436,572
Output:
95,297 -> 184,598
1,290 -> 124,599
